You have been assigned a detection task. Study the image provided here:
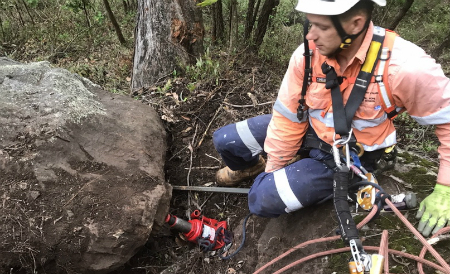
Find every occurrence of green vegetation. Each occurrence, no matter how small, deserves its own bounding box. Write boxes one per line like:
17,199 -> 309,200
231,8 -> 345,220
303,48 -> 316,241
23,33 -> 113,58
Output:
184,48 -> 222,85
0,0 -> 135,94
1,0 -> 449,95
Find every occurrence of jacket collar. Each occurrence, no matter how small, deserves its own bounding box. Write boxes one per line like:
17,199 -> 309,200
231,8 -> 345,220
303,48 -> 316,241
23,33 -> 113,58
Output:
355,22 -> 374,64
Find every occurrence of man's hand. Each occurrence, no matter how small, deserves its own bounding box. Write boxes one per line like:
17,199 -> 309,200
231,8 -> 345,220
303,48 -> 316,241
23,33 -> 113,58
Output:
416,184 -> 450,237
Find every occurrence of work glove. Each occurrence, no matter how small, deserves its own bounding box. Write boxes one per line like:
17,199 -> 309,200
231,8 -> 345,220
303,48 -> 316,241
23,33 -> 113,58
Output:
415,184 -> 450,237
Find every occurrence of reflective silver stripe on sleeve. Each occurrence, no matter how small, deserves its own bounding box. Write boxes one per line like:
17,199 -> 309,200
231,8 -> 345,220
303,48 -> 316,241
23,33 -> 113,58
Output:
309,109 -> 387,130
362,130 -> 397,151
377,47 -> 394,109
309,109 -> 334,127
236,120 -> 263,157
274,99 -> 307,123
352,115 -> 387,131
379,81 -> 392,108
411,105 -> 450,125
273,168 -> 303,213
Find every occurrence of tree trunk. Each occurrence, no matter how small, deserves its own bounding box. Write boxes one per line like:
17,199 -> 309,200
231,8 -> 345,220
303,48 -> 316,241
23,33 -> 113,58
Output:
0,14 -> 5,40
103,0 -> 127,45
20,0 -> 35,25
14,1 -> 25,26
244,0 -> 256,40
212,0 -> 224,43
253,0 -> 280,50
388,0 -> 414,30
122,0 -> 128,13
228,0 -> 238,51
132,0 -> 204,92
251,0 -> 262,33
82,0 -> 91,28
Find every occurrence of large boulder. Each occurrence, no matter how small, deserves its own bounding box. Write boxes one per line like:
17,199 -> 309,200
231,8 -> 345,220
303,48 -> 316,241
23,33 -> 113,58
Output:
0,58 -> 171,273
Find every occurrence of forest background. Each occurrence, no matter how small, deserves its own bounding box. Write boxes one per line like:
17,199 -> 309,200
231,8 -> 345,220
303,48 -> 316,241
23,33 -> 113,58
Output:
1,0 -> 448,153
1,0 -> 450,273
1,0 -> 449,95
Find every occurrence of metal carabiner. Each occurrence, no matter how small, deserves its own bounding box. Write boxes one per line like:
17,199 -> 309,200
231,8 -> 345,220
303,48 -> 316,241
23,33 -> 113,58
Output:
333,129 -> 353,169
332,140 -> 343,168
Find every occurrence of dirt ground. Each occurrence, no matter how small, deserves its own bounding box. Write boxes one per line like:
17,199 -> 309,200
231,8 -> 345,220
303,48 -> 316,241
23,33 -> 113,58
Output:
109,56 -> 449,274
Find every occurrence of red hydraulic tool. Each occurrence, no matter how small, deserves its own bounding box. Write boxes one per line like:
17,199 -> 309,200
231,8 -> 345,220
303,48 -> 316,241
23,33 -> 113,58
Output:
165,210 -> 233,253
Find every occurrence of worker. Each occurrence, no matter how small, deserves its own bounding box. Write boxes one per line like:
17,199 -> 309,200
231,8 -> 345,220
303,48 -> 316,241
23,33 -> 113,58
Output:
213,0 -> 450,237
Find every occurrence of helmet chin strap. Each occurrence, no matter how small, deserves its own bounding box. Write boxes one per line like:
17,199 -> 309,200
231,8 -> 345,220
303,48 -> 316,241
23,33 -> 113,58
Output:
330,16 -> 370,55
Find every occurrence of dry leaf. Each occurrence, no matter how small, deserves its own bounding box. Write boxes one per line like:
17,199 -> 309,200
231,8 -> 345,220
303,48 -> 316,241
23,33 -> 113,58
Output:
161,115 -> 174,123
247,92 -> 258,106
182,127 -> 192,133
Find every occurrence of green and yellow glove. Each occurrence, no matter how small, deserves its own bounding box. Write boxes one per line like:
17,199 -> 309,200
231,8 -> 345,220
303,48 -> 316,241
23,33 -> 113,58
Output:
416,184 -> 450,237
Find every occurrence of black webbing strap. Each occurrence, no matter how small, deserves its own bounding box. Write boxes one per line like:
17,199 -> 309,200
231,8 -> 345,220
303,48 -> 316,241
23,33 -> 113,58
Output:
330,16 -> 371,50
297,19 -> 312,121
334,170 -> 361,244
321,32 -> 386,137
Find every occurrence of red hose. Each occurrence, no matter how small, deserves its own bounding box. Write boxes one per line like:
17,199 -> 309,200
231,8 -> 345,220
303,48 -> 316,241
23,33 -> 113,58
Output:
384,199 -> 450,273
252,202 -> 450,274
379,230 -> 389,274
252,206 -> 378,274
271,246 -> 448,274
418,227 -> 450,274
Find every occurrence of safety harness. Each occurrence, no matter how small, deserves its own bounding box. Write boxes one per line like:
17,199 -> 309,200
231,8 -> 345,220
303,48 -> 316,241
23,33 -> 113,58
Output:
298,24 -> 399,171
297,23 -> 399,121
297,23 -> 400,272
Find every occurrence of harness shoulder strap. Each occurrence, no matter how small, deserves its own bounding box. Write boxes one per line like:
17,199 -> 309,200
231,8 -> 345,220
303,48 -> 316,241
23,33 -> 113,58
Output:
296,19 -> 313,121
375,29 -> 401,120
323,27 -> 386,136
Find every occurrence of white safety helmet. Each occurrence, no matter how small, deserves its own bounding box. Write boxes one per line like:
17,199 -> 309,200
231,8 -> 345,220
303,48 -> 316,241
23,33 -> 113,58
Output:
296,0 -> 386,16
296,0 -> 386,50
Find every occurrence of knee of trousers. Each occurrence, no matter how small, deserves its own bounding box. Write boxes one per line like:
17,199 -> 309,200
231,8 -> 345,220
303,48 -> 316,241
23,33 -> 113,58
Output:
212,124 -> 237,154
212,124 -> 253,170
248,159 -> 334,218
248,172 -> 287,218
212,115 -> 270,155
212,117 -> 269,170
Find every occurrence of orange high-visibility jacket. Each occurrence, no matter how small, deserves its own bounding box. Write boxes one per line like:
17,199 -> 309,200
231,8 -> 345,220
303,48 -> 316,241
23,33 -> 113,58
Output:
264,23 -> 450,186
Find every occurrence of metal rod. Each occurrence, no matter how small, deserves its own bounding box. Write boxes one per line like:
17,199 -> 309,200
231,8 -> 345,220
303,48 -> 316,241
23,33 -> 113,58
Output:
172,185 -> 250,194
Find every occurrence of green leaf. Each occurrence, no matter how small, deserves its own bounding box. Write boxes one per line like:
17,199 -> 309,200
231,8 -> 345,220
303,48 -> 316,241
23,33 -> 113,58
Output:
196,0 -> 218,7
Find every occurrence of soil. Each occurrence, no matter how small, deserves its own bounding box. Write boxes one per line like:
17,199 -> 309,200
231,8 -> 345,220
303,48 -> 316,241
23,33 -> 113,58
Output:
109,55 -> 449,274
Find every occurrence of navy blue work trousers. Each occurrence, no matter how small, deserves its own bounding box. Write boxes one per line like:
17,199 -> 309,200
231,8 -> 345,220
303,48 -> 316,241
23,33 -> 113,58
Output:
213,114 -> 335,217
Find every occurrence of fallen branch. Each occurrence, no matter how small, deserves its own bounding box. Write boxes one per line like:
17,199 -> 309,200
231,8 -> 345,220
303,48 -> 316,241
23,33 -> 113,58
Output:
196,105 -> 222,148
186,124 -> 198,211
184,166 -> 220,170
223,101 -> 274,108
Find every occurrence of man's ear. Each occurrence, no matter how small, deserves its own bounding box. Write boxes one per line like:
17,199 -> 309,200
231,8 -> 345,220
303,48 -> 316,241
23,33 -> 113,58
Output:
347,15 -> 366,35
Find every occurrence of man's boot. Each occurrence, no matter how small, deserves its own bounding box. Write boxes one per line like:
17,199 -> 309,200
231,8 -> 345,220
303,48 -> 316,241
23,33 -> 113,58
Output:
216,156 -> 266,186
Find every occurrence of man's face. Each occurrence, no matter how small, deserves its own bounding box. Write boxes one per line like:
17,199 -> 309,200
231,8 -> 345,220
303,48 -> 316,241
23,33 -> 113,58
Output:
305,14 -> 342,57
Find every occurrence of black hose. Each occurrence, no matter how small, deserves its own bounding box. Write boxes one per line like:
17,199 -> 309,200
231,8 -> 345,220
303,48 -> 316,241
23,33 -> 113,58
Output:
219,213 -> 253,260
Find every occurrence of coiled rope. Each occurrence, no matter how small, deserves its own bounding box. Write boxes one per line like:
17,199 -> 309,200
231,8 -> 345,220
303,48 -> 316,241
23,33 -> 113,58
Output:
252,200 -> 450,274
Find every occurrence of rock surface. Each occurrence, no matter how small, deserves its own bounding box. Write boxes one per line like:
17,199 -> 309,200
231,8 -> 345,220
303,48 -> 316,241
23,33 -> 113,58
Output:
0,58 -> 171,274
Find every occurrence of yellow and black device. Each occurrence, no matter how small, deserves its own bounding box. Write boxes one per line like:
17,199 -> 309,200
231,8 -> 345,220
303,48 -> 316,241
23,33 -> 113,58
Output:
356,173 -> 379,211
